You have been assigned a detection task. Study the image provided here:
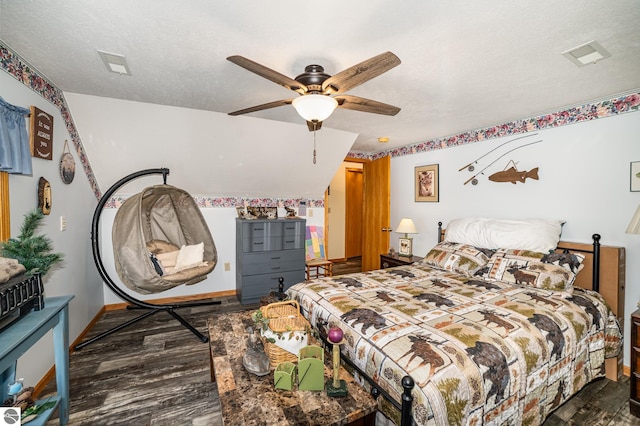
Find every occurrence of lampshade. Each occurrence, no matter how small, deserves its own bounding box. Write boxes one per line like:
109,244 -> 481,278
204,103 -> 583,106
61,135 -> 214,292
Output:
292,94 -> 338,122
396,218 -> 417,235
627,204 -> 640,235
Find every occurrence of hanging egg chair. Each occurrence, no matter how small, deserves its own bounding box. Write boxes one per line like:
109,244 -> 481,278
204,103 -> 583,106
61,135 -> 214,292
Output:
75,168 -> 220,350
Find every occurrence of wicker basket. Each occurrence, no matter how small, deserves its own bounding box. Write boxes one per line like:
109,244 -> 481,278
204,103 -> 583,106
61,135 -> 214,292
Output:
260,300 -> 310,368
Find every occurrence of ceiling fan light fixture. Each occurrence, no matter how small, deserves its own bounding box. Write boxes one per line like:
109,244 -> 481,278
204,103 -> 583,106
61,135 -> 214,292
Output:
292,94 -> 338,122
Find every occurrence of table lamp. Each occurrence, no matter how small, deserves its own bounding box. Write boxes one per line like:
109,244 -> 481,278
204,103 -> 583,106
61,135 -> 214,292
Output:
396,218 -> 417,257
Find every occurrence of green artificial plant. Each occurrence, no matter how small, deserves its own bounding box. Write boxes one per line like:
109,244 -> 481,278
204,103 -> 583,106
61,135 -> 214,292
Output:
0,209 -> 63,276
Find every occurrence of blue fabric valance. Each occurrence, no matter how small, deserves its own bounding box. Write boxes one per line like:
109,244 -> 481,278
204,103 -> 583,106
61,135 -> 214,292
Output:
0,96 -> 32,175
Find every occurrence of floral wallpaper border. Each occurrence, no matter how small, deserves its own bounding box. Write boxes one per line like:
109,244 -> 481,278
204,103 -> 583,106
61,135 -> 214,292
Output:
103,195 -> 324,209
0,42 -> 101,200
348,92 -> 640,161
3,40 -> 638,208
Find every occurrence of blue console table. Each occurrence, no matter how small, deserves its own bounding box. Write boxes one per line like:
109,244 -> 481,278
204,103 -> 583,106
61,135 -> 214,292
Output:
0,295 -> 74,425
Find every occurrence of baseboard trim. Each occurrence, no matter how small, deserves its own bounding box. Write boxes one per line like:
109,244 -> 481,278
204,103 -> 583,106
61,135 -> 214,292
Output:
33,290 -> 237,397
104,289 -> 237,311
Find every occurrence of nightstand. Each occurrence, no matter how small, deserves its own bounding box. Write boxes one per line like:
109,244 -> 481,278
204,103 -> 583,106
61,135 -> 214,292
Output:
380,253 -> 422,269
631,309 -> 640,417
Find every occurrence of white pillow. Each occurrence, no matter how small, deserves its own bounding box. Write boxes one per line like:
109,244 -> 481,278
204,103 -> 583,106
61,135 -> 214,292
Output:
444,218 -> 564,253
174,242 -> 206,271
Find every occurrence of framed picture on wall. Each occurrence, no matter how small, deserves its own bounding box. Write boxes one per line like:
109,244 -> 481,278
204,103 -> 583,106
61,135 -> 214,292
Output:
415,164 -> 439,202
632,161 -> 640,192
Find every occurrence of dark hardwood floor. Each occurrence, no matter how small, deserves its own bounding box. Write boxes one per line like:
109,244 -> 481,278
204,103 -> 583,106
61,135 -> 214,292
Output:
333,256 -> 363,275
39,264 -> 637,425
42,295 -> 254,425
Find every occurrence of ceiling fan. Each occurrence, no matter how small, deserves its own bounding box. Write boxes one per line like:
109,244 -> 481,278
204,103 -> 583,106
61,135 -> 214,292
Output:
227,51 -> 401,131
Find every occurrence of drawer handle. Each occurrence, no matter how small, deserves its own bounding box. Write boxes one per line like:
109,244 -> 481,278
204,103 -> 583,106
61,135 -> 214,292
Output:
253,242 -> 264,245
271,267 -> 281,270
271,256 -> 281,260
254,227 -> 264,231
285,240 -> 294,243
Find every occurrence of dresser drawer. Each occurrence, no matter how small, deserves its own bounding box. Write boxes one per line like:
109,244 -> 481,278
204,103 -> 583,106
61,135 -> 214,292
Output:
242,221 -> 284,238
633,346 -> 640,372
243,236 -> 283,252
633,373 -> 640,400
241,251 -> 304,276
634,318 -> 640,336
283,234 -> 305,250
283,221 -> 305,237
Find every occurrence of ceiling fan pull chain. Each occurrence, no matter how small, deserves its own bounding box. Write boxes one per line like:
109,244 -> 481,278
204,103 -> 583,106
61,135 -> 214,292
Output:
313,129 -> 317,164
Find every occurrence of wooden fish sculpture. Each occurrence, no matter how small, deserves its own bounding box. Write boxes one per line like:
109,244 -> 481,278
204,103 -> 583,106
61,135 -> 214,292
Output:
489,166 -> 539,184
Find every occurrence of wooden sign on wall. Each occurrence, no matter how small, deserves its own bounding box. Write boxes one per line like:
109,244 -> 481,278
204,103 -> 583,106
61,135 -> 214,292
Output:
30,106 -> 53,160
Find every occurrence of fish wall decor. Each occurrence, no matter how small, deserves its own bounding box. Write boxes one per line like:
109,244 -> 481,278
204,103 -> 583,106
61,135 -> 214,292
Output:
463,139 -> 542,185
488,160 -> 539,184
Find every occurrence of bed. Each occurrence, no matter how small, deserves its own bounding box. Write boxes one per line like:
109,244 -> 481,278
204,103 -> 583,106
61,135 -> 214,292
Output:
286,219 -> 623,426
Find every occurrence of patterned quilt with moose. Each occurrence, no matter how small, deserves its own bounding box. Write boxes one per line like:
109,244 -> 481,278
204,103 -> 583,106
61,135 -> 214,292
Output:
287,261 -> 622,426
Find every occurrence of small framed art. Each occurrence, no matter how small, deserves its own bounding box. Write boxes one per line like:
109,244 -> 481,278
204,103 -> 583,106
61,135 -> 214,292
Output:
415,164 -> 439,202
399,237 -> 413,256
631,161 -> 640,192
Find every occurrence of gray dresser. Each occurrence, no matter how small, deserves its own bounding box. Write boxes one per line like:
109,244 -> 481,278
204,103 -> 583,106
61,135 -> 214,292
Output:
235,218 -> 306,304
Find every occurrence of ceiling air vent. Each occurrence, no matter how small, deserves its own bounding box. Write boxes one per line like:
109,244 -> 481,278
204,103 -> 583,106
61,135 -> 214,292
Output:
562,40 -> 611,67
97,50 -> 132,75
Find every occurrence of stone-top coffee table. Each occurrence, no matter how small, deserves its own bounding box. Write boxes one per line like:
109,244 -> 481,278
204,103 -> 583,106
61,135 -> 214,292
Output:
208,310 -> 377,426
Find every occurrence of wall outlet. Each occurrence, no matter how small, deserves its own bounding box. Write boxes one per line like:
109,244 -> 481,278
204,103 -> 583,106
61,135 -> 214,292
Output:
224,262 -> 231,271
59,216 -> 67,231
308,208 -> 313,217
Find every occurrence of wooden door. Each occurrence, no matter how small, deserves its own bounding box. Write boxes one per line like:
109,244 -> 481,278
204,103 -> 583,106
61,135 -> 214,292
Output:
345,168 -> 363,258
362,155 -> 391,271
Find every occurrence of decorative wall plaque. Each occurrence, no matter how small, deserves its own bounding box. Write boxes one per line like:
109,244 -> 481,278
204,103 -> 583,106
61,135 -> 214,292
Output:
38,177 -> 52,215
29,106 -> 53,160
59,140 -> 75,184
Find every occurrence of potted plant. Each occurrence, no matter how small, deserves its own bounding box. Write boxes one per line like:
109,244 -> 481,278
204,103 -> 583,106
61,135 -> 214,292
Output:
0,209 -> 63,276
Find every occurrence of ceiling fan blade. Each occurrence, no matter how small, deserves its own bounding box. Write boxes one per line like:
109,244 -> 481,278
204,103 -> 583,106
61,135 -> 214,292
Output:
306,120 -> 323,132
335,95 -> 401,116
227,56 -> 307,95
321,51 -> 401,94
228,99 -> 293,116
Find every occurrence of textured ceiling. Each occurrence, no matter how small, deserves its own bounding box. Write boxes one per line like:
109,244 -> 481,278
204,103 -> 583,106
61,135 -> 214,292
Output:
1,1 -> 639,154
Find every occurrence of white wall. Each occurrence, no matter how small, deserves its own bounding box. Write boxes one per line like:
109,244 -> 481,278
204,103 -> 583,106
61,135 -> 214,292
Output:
64,93 -> 358,199
1,71 -> 104,386
390,111 -> 640,367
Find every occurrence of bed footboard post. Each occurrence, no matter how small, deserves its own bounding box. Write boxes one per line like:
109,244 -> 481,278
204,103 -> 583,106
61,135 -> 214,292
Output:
592,234 -> 601,292
438,221 -> 443,243
401,376 -> 414,426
